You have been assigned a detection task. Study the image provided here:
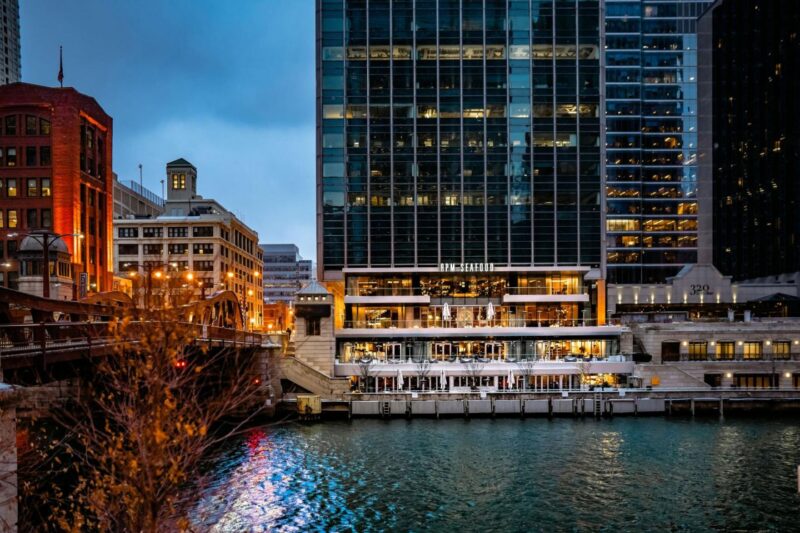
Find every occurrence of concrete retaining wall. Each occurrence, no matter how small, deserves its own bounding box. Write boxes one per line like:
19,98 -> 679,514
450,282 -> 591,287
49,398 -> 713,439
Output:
390,401 -> 407,415
437,400 -> 464,415
410,400 -> 437,415
524,399 -> 550,414
351,401 -> 380,416
494,399 -> 521,415
610,400 -> 635,414
636,398 -> 666,414
552,399 -> 574,415
467,400 -> 492,415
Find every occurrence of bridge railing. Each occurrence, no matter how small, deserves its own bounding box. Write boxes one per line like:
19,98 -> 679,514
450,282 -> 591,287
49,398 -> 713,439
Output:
0,321 -> 267,356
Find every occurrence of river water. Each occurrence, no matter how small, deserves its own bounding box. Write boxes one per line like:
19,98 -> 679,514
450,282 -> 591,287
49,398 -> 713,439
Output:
196,417 -> 800,532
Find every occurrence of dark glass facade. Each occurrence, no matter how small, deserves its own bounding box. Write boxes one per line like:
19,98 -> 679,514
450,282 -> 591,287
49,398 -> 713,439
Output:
317,0 -> 602,280
604,0 -> 711,284
700,0 -> 800,280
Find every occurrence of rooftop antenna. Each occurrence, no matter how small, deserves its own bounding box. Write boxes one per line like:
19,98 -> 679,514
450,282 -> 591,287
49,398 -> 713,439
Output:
138,163 -> 143,188
160,178 -> 165,200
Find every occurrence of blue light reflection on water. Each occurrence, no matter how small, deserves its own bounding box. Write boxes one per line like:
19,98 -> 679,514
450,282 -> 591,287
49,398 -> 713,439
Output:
197,418 -> 800,532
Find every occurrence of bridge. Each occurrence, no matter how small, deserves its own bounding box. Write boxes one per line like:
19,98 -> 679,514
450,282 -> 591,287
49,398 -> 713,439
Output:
0,286 -> 281,386
0,287 -> 283,531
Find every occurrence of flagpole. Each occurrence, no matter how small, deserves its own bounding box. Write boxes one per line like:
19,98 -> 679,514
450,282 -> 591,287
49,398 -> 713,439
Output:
58,46 -> 64,88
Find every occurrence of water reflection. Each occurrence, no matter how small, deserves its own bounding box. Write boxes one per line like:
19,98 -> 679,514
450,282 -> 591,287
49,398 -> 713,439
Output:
197,418 -> 800,531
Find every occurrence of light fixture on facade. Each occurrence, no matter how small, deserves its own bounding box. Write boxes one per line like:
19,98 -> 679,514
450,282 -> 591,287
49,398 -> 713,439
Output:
725,372 -> 733,378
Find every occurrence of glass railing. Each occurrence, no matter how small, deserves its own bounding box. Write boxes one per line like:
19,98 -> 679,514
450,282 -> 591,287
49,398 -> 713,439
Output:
343,318 -> 601,329
336,354 -> 630,364
346,286 -> 587,297
674,353 -> 800,362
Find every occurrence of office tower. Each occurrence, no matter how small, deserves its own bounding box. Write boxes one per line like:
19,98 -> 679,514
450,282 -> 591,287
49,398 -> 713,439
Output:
307,0 -> 631,391
0,0 -> 20,85
261,244 -> 313,304
699,0 -> 800,281
605,0 -> 712,284
318,0 -> 603,278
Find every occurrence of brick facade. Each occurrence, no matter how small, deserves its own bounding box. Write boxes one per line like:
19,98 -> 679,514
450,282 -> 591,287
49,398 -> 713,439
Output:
0,83 -> 113,294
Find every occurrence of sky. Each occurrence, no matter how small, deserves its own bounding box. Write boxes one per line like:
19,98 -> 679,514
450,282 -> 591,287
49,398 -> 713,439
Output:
21,0 -> 317,259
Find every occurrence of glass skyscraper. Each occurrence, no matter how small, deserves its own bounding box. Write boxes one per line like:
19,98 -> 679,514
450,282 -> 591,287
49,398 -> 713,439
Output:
312,1 -> 628,389
699,0 -> 800,281
318,0 -> 602,280
604,0 -> 711,284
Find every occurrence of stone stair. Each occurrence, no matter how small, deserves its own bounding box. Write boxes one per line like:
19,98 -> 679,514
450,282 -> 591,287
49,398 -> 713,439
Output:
278,356 -> 350,398
635,364 -> 711,389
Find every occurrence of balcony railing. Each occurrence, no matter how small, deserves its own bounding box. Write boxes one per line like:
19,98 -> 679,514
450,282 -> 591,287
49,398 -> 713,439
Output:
346,286 -> 587,297
343,318 -> 602,329
337,354 -> 630,364
671,353 -> 800,363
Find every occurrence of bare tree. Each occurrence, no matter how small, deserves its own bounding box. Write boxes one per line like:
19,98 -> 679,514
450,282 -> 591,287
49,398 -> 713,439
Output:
515,360 -> 536,392
413,358 -> 432,391
465,361 -> 485,391
357,359 -> 374,393
30,308 -> 267,532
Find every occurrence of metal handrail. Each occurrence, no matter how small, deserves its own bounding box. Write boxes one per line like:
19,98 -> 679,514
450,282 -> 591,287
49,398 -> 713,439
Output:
0,321 -> 266,355
343,318 -> 602,329
345,286 -> 587,297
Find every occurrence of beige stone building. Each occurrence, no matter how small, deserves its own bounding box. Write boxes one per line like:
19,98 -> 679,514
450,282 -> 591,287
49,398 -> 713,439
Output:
113,159 -> 263,327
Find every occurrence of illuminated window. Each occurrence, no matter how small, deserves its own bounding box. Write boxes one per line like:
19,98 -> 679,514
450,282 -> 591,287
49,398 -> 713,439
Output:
607,219 -> 640,232
773,341 -> 790,360
7,209 -> 17,228
715,342 -> 734,360
6,179 -> 16,197
743,342 -> 762,360
171,173 -> 186,190
688,342 -> 707,361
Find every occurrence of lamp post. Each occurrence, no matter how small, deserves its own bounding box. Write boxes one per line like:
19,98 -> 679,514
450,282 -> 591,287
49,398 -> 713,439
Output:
9,231 -> 83,299
1,261 -> 10,289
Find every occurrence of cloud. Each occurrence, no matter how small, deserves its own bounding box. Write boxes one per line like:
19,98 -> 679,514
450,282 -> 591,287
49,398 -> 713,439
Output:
21,0 -> 318,257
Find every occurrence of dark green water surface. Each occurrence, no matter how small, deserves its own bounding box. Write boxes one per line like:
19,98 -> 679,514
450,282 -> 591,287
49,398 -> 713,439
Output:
197,417 -> 800,532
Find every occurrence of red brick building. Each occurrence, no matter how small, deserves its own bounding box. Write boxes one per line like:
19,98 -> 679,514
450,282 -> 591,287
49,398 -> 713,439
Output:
0,83 -> 113,295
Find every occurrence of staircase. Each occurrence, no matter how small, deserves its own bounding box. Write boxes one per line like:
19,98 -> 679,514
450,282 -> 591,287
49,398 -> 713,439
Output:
284,336 -> 296,358
278,356 -> 351,398
635,364 -> 711,389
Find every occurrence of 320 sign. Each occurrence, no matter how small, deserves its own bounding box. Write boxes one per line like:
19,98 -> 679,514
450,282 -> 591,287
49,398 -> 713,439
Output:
689,284 -> 713,296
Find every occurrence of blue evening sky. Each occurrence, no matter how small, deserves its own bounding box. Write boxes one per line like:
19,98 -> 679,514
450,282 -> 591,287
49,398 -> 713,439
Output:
21,1 -> 317,258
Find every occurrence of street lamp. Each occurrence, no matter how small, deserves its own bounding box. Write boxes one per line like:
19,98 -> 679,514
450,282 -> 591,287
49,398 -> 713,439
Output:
9,231 -> 83,299
225,271 -> 234,291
